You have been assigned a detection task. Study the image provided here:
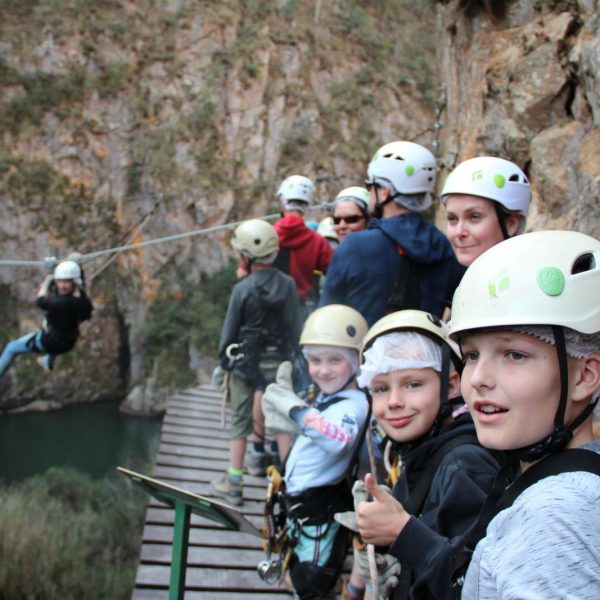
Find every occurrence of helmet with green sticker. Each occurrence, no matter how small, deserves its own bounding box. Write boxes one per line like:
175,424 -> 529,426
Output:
450,230 -> 600,339
441,156 -> 531,234
277,175 -> 315,210
367,141 -> 437,209
334,186 -> 370,211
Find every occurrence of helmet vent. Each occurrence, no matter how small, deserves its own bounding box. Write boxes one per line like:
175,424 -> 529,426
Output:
571,253 -> 595,275
346,325 -> 357,337
254,238 -> 261,245
509,173 -> 529,183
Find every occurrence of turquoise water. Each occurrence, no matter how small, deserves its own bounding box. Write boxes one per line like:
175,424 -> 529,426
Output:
0,401 -> 162,483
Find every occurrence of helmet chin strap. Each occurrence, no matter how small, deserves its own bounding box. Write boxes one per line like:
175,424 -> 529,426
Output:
370,186 -> 393,219
515,326 -> 598,462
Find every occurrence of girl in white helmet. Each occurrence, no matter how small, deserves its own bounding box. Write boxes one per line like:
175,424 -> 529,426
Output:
441,156 -> 531,267
451,230 -> 600,599
262,304 -> 369,600
331,187 -> 370,243
0,260 -> 93,378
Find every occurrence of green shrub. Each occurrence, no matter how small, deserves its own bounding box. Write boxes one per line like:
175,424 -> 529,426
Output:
143,262 -> 237,386
0,467 -> 146,599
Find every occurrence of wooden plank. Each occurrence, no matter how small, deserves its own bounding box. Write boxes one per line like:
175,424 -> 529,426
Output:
132,590 -> 291,599
136,564 -> 291,593
134,385 -> 299,598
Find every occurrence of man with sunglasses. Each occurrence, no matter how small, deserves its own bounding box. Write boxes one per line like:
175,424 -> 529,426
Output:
321,141 -> 463,326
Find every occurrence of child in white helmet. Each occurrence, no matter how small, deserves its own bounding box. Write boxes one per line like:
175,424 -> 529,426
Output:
347,310 -> 508,600
441,156 -> 531,267
262,304 -> 369,600
211,219 -> 301,505
0,260 -> 93,379
450,230 -> 600,598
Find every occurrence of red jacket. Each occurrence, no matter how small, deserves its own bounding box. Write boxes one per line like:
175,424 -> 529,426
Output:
274,215 -> 333,300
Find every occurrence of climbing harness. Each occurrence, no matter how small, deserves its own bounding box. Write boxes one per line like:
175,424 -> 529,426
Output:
258,465 -> 295,584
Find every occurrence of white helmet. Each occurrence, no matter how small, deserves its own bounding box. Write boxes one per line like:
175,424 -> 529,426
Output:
450,230 -> 600,339
441,156 -> 531,234
231,219 -> 279,259
54,260 -> 81,281
334,186 -> 370,212
367,141 -> 437,211
277,175 -> 315,211
317,217 -> 338,241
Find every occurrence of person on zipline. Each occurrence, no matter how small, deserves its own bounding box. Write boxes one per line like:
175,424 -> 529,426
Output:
0,260 -> 93,377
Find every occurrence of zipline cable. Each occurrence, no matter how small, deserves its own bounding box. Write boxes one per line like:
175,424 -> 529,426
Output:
0,203 -> 332,268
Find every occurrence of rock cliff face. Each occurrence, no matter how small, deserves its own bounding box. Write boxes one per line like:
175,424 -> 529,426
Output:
0,0 -> 598,410
0,1 -> 436,409
435,0 -> 599,237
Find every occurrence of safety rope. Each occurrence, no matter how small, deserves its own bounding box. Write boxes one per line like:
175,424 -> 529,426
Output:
0,203 -> 331,268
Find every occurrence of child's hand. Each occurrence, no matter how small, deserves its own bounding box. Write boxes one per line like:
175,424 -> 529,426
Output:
356,473 -> 410,547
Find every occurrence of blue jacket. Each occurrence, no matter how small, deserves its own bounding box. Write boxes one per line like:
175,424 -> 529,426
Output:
320,212 -> 464,325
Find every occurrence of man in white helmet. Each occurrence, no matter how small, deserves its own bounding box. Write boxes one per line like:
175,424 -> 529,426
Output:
321,141 -> 463,326
0,260 -> 93,377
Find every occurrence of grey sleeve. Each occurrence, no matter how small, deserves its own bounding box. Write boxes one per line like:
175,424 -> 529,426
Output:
218,286 -> 243,363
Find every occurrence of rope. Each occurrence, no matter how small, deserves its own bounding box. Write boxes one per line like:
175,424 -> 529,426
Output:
0,203 -> 331,268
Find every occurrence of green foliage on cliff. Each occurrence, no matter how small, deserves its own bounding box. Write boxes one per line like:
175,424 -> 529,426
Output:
0,467 -> 145,599
144,261 -> 237,387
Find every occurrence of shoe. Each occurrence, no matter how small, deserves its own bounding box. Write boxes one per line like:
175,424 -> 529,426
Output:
36,356 -> 50,372
211,474 -> 243,506
245,449 -> 267,477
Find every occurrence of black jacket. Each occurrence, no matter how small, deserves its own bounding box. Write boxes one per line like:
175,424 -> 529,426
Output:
36,290 -> 93,354
388,411 -> 509,600
218,268 -> 301,381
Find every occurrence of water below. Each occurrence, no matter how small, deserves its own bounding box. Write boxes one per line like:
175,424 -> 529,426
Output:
0,400 -> 162,484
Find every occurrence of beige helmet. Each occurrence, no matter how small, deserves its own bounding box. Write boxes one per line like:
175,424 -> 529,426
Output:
361,309 -> 461,369
300,304 -> 369,351
450,230 -> 600,339
231,219 -> 279,258
317,216 -> 338,241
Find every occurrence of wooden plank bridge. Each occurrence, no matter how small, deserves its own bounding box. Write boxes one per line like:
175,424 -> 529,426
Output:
129,384 -> 292,599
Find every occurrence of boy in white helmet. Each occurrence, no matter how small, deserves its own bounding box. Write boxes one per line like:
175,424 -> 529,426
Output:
261,304 -> 369,600
450,230 -> 600,599
347,310 -> 507,600
0,260 -> 93,378
211,219 -> 301,505
441,156 -> 531,267
321,142 -> 463,325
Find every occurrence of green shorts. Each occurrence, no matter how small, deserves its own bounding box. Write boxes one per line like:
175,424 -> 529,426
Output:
228,358 -> 279,439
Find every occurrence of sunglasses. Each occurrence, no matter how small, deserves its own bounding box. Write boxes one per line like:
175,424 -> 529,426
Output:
364,178 -> 379,190
332,215 -> 365,225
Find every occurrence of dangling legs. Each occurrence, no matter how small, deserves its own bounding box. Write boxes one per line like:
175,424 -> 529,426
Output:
0,331 -> 44,377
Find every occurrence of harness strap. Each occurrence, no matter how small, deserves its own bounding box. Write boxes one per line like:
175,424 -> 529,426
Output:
387,245 -> 421,313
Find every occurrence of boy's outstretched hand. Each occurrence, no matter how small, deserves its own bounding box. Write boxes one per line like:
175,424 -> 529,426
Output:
357,473 -> 411,547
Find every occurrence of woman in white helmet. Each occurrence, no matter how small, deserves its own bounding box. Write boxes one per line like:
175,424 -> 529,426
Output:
0,259 -> 93,378
331,186 -> 370,243
441,156 -> 531,266
450,230 -> 600,599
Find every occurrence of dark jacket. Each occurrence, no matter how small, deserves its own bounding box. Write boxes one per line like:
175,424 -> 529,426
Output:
320,212 -> 464,325
274,214 -> 333,300
36,290 -> 93,354
388,411 -> 507,600
218,268 -> 301,382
